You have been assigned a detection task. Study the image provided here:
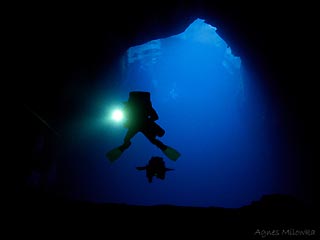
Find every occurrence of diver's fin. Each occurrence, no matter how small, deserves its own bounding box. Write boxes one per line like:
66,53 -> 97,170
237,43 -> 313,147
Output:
106,147 -> 123,162
165,168 -> 174,172
162,146 -> 181,161
136,166 -> 147,171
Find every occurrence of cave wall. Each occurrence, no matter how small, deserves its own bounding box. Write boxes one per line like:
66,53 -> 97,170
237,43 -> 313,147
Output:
14,1 -> 317,204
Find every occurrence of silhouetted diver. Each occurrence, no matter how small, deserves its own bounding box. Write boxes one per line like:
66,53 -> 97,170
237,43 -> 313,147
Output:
136,156 -> 174,183
106,91 -> 180,162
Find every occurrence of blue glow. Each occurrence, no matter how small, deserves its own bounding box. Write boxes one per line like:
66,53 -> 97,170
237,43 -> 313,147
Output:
63,18 -> 297,208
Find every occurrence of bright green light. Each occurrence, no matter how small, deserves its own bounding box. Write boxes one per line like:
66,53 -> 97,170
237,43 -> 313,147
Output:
112,109 -> 124,122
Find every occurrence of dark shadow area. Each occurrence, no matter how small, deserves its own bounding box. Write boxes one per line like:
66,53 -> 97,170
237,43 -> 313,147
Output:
7,193 -> 318,238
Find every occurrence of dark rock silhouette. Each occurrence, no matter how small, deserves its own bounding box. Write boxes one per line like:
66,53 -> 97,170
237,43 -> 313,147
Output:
8,193 -> 318,239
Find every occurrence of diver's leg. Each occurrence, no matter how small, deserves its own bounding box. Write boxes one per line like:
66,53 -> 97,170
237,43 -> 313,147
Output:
106,128 -> 138,162
118,128 -> 138,152
141,129 -> 180,161
142,131 -> 168,151
142,127 -> 181,161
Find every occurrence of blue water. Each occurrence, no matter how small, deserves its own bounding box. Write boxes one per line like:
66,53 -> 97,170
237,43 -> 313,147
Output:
50,18 -> 298,208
